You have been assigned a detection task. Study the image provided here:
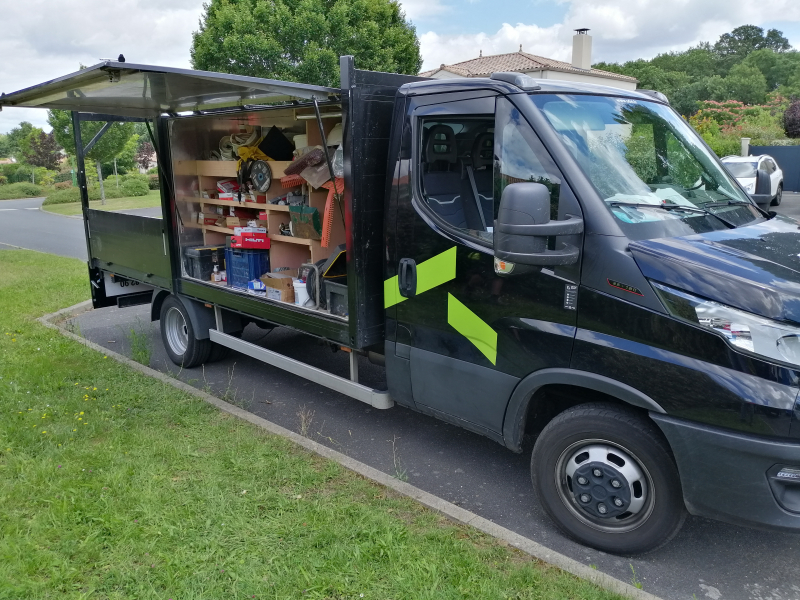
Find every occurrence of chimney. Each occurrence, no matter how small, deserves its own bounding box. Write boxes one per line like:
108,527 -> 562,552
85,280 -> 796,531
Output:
572,28 -> 592,70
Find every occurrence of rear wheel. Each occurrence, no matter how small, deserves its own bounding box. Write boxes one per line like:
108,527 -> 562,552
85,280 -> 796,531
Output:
772,183 -> 783,206
531,403 -> 686,554
160,295 -> 211,368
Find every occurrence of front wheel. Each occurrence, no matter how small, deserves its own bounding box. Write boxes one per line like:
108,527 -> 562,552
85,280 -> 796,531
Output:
531,403 -> 686,554
160,295 -> 212,368
771,183 -> 782,206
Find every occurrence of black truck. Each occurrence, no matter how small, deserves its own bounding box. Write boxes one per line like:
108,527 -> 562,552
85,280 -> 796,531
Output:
4,57 -> 800,554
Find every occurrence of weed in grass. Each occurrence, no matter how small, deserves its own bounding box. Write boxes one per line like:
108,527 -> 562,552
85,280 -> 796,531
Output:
298,404 -> 314,437
128,318 -> 152,366
630,564 -> 643,590
390,434 -> 408,482
220,363 -> 241,406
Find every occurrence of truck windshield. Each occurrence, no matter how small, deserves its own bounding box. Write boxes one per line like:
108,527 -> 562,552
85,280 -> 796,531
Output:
529,94 -> 762,239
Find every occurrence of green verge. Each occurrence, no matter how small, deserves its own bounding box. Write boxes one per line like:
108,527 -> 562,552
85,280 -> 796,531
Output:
0,250 -> 622,600
41,191 -> 161,216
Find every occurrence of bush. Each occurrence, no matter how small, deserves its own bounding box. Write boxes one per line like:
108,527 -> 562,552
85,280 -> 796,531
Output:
148,174 -> 160,190
42,184 -> 125,205
0,182 -> 44,200
0,175 -> 7,186
784,101 -> 800,138
54,181 -> 72,190
120,178 -> 150,196
43,188 -> 81,205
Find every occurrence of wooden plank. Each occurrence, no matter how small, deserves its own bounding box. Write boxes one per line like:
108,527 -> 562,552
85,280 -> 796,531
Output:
269,234 -> 312,246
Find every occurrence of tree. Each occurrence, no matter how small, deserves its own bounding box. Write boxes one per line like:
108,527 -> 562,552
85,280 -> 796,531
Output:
711,63 -> 768,105
6,121 -> 35,159
48,110 -> 135,204
191,0 -> 422,87
19,130 -> 62,170
135,140 -> 155,171
0,134 -> 10,158
714,25 -> 790,57
784,101 -> 800,138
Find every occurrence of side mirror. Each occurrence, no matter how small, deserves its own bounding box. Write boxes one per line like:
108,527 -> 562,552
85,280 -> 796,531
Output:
494,182 -> 583,267
750,169 -> 772,211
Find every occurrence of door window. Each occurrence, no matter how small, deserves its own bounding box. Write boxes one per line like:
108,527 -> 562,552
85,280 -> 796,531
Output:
418,117 -> 495,242
494,97 -> 563,221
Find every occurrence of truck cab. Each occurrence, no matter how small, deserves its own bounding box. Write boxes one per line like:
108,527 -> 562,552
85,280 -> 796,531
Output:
4,60 -> 800,555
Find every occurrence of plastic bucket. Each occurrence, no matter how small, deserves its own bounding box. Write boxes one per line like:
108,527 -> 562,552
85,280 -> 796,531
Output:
293,280 -> 310,307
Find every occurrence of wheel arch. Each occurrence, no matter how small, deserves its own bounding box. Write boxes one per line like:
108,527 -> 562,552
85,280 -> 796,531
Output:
502,369 -> 666,453
154,292 -> 215,340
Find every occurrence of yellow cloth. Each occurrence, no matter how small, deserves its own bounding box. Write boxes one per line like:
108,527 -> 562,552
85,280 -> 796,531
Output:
236,138 -> 273,170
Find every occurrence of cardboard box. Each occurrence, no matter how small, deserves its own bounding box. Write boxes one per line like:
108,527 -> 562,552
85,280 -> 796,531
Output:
225,217 -> 249,228
233,226 -> 266,235
260,273 -> 294,303
258,211 -> 268,221
198,213 -> 219,225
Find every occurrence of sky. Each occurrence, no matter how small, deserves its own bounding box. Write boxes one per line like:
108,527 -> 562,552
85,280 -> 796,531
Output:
2,0 -> 800,135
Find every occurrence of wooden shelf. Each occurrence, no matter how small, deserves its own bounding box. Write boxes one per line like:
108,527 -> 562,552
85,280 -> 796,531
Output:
185,222 -> 236,235
178,195 -> 268,210
174,160 -> 293,178
269,234 -> 314,246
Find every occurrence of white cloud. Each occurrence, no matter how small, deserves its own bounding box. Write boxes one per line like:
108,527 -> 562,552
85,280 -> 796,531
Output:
0,0 -> 203,133
418,0 -> 800,72
420,23 -> 565,70
399,0 -> 449,21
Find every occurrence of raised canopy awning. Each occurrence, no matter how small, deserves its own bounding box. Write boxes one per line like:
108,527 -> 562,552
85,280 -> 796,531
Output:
0,62 -> 338,118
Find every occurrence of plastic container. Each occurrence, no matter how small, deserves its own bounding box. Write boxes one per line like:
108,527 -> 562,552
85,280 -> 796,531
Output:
325,280 -> 348,317
224,248 -> 270,289
183,245 -> 226,281
293,280 -> 310,307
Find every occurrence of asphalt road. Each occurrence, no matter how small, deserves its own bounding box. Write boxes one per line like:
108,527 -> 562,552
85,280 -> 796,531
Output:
4,194 -> 800,600
0,197 -> 162,259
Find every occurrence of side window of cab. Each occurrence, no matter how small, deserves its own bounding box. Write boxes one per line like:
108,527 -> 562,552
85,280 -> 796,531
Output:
418,117 -> 495,243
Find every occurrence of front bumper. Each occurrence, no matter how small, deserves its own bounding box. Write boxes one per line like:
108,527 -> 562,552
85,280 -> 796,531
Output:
652,414 -> 800,532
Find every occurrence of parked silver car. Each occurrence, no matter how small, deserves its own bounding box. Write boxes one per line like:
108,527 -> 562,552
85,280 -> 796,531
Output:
721,155 -> 784,206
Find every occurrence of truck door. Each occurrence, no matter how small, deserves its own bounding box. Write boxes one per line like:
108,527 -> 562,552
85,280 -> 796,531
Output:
389,95 -> 583,438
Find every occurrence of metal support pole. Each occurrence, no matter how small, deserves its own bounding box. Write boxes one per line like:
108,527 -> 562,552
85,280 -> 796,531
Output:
312,97 -> 344,223
83,121 -> 111,155
349,350 -> 359,383
70,111 -> 94,262
114,158 -> 119,188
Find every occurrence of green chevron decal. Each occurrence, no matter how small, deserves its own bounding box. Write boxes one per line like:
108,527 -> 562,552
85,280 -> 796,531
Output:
447,293 -> 497,365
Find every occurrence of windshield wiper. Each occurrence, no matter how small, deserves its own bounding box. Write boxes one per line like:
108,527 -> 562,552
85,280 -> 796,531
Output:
609,201 -> 737,229
699,200 -> 752,209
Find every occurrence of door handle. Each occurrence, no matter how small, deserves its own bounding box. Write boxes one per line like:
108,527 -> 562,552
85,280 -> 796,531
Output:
398,258 -> 417,298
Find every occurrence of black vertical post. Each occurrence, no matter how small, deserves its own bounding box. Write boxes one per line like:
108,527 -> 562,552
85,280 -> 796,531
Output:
71,111 -> 103,305
71,112 -> 92,254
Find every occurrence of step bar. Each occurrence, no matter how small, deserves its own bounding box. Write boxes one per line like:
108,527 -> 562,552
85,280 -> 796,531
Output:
208,329 -> 394,410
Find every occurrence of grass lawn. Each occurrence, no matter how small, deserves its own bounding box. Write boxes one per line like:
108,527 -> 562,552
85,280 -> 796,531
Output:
42,191 -> 161,216
0,250 -> 621,600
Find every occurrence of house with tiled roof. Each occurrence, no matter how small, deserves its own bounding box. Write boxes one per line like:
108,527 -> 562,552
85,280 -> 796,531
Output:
420,30 -> 638,91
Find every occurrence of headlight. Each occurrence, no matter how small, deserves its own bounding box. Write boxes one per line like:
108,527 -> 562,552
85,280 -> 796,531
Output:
652,282 -> 800,366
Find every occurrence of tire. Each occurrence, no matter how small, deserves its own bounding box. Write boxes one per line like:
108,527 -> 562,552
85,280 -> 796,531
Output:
207,330 -> 242,363
159,295 -> 212,368
771,183 -> 782,206
531,403 -> 686,555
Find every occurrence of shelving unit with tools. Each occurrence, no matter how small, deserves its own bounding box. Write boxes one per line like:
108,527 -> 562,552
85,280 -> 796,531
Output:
170,104 -> 347,312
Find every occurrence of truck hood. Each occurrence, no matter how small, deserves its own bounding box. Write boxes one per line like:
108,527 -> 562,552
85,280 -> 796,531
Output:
629,215 -> 800,324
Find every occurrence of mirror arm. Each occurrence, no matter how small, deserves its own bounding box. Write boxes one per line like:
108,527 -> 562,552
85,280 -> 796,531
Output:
496,215 -> 583,237
496,243 -> 580,266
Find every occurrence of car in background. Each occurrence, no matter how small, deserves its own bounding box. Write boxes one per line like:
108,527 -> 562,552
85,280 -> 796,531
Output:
721,155 -> 784,206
